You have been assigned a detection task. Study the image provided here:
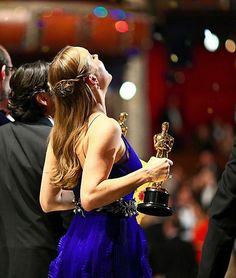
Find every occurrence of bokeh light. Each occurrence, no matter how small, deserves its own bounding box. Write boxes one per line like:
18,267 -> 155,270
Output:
225,39 -> 236,53
93,6 -> 108,18
119,81 -> 136,100
115,21 -> 129,33
204,29 -> 219,52
170,53 -> 178,63
110,9 -> 126,20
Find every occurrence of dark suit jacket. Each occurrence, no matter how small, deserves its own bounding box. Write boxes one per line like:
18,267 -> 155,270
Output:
198,137 -> 236,278
0,118 -> 72,278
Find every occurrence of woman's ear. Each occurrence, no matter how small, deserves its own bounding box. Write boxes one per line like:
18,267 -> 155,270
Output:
85,74 -> 99,86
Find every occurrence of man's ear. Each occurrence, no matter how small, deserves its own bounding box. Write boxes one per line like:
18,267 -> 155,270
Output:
0,65 -> 6,81
35,92 -> 48,107
35,92 -> 55,117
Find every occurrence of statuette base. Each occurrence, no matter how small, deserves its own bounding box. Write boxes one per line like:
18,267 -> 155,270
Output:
137,187 -> 173,217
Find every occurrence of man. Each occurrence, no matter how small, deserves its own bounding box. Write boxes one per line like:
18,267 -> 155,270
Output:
0,45 -> 14,125
198,137 -> 236,277
0,61 -> 72,278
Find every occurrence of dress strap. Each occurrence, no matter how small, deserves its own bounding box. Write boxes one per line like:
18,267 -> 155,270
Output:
87,113 -> 103,129
82,113 -> 103,159
114,134 -> 130,165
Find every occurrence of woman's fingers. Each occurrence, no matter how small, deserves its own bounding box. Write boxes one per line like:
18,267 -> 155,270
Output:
146,157 -> 173,183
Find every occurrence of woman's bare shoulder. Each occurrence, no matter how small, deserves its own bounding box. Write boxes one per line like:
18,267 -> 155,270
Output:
88,114 -> 121,140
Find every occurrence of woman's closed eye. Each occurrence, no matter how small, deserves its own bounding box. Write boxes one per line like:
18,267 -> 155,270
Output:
92,54 -> 98,60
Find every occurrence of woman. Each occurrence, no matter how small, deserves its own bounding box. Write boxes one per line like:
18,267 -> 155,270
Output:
40,46 -> 173,278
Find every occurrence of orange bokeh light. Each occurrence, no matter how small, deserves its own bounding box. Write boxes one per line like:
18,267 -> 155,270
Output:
115,21 -> 129,33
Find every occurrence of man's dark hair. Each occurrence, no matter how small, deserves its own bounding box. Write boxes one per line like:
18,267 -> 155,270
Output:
9,60 -> 50,123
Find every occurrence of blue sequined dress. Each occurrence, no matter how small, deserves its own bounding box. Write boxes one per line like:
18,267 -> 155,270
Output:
48,136 -> 152,278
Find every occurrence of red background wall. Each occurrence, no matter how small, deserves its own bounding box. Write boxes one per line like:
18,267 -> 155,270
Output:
148,42 -> 236,133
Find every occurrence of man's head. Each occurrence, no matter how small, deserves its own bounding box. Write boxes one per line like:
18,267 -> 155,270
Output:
0,45 -> 13,114
8,60 -> 54,123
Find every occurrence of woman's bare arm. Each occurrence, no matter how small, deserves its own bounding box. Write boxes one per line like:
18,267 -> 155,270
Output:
40,140 -> 75,212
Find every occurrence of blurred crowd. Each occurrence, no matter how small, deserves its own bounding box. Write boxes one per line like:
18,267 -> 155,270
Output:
158,93 -> 235,156
141,115 -> 236,278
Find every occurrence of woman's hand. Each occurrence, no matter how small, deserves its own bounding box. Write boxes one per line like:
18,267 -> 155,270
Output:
145,156 -> 173,183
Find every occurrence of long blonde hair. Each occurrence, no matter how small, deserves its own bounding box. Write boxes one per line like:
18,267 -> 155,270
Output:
49,46 -> 96,189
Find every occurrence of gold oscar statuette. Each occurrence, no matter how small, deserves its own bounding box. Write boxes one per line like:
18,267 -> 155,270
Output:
118,112 -> 145,224
137,122 -> 174,217
118,112 -> 128,136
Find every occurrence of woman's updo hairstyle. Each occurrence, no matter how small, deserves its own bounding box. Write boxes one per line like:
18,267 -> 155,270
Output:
52,74 -> 87,98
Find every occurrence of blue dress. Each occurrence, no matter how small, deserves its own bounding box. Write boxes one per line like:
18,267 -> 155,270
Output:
48,136 -> 152,278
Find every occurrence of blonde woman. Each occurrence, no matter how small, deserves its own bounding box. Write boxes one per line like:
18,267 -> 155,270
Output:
40,46 -> 173,278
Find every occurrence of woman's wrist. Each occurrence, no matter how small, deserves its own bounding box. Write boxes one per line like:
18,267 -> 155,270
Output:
137,167 -> 152,184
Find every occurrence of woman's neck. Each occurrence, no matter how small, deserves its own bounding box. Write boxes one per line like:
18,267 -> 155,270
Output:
93,103 -> 106,115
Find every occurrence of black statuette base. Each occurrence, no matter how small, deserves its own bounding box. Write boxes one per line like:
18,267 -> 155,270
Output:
137,187 -> 173,217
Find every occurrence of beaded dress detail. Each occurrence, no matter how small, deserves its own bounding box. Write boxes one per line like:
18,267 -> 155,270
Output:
48,135 -> 152,278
